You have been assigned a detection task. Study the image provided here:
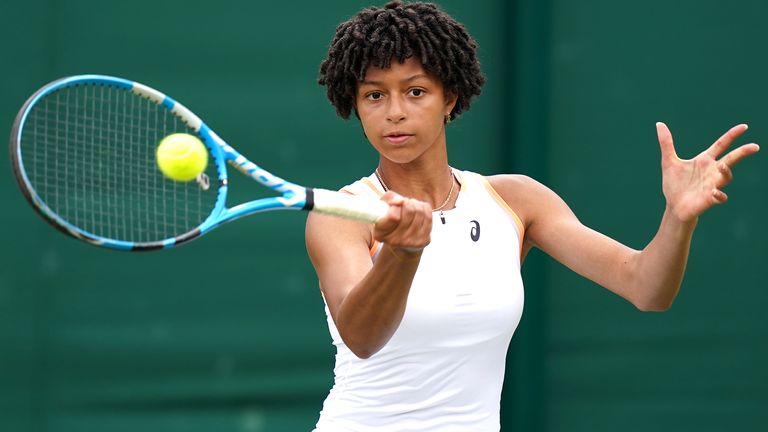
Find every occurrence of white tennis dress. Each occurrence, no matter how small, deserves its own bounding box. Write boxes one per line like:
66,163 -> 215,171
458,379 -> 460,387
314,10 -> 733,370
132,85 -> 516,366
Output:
313,170 -> 525,432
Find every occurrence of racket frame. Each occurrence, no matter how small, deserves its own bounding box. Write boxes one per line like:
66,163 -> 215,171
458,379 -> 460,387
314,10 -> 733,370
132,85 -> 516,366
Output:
10,75 -> 385,251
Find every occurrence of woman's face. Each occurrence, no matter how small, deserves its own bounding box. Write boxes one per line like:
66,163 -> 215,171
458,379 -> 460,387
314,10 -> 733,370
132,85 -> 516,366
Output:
355,57 -> 456,165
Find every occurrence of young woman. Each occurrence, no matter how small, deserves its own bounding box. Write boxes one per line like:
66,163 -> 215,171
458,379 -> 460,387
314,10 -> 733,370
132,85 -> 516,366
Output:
305,1 -> 759,430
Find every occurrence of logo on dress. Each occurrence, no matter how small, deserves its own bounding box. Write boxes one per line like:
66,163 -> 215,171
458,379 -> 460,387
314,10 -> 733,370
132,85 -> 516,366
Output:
470,220 -> 480,242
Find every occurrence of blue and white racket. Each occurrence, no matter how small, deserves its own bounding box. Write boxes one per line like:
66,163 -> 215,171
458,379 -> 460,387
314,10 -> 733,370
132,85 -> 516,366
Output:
10,75 -> 388,251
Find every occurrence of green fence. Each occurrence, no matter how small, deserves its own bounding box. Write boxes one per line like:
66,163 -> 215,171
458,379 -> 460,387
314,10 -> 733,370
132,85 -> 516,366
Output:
1,1 -> 765,431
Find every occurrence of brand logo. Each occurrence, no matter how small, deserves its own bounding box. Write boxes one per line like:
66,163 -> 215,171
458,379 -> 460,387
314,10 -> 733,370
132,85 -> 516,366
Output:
470,220 -> 480,242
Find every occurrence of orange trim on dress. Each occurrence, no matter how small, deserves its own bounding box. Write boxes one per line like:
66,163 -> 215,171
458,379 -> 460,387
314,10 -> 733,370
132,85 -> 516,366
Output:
478,175 -> 525,255
341,175 -> 383,259
361,176 -> 383,257
370,240 -> 382,259
361,177 -> 384,196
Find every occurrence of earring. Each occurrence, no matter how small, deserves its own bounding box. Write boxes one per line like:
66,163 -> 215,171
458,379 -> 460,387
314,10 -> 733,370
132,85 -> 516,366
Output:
444,114 -> 452,125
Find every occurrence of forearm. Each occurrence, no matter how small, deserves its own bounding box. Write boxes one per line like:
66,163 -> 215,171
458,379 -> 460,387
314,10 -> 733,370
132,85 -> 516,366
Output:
335,245 -> 422,358
630,206 -> 698,311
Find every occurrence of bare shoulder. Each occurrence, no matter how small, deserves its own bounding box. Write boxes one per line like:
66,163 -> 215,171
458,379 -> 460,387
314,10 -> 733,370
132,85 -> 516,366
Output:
485,173 -> 578,250
485,174 -> 558,225
305,184 -> 376,252
486,173 -> 542,194
305,206 -> 377,314
305,210 -> 373,261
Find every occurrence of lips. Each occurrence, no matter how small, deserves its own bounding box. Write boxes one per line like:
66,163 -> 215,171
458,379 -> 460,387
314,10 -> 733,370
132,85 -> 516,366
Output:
383,133 -> 413,144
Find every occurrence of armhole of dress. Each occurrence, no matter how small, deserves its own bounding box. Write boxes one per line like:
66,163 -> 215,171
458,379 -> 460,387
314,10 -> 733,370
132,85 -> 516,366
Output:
477,175 -> 526,258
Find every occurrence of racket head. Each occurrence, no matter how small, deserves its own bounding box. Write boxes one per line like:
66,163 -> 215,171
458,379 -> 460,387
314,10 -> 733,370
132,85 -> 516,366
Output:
9,75 -> 228,250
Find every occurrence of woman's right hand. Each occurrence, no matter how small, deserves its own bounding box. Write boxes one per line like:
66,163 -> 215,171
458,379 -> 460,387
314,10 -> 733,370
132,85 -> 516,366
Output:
374,191 -> 433,253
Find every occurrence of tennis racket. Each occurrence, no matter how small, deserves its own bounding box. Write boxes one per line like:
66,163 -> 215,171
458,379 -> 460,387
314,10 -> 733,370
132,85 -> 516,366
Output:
9,75 -> 388,251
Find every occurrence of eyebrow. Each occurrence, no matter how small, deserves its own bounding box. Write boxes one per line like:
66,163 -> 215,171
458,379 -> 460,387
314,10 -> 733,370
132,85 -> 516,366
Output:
360,73 -> 430,86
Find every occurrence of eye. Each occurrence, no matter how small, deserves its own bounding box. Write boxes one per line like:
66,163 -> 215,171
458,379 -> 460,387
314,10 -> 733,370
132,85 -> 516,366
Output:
409,88 -> 425,97
366,91 -> 384,101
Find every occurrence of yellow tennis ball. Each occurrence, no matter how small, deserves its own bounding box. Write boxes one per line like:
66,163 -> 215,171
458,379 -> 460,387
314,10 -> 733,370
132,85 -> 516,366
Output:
156,133 -> 208,181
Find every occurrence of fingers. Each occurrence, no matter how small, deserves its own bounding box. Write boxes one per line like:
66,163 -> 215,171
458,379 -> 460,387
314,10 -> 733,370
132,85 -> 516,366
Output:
720,143 -> 761,168
656,122 -> 679,164
373,192 -> 405,235
380,191 -> 406,207
708,137 -> 757,209
716,160 -> 733,185
712,188 -> 728,205
374,192 -> 432,251
706,124 -> 749,159
712,142 -> 758,196
661,123 -> 758,167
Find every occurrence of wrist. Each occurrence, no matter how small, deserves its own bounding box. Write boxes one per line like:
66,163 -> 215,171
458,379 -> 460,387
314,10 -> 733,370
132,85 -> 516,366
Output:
664,205 -> 699,230
383,243 -> 424,261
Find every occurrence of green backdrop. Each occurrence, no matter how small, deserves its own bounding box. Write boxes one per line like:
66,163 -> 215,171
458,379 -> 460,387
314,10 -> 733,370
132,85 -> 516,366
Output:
1,1 -> 765,431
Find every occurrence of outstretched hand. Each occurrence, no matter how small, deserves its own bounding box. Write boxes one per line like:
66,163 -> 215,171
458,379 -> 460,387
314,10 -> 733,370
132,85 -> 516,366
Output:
658,122 -> 760,222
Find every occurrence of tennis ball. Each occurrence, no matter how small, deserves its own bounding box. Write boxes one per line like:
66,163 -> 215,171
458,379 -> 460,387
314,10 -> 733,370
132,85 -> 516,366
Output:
156,133 -> 208,181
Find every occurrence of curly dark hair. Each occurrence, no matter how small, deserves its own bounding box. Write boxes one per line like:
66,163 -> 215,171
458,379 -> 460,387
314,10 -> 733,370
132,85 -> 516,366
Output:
318,0 -> 485,121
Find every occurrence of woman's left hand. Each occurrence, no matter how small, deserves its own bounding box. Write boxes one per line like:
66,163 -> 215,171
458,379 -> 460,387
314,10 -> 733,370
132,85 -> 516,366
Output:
657,122 -> 760,222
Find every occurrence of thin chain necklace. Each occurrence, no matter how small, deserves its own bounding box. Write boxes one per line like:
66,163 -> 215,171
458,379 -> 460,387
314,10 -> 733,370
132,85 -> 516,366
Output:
374,167 -> 455,224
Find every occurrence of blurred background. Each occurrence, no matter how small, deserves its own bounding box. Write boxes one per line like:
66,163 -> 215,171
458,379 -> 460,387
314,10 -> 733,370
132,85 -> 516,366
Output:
1,0 -> 765,431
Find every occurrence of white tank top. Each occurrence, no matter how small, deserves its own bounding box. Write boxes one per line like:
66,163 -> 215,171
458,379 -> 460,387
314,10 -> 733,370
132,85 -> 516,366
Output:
314,170 -> 525,432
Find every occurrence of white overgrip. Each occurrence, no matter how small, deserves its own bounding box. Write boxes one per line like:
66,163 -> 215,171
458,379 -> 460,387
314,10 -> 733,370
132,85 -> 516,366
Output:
311,189 -> 388,223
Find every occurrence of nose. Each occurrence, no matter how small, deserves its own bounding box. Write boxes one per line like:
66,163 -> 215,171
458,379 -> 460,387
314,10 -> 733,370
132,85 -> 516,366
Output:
386,95 -> 406,123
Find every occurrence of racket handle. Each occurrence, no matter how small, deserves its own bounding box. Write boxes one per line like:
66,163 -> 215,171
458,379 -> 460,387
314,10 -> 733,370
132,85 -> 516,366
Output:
309,189 -> 389,223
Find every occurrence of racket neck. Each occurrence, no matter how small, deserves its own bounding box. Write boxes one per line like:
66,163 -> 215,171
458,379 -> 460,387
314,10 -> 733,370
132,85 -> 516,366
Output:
222,145 -> 304,196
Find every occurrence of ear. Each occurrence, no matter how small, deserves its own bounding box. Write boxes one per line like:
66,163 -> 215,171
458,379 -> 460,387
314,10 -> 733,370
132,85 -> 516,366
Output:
444,91 -> 458,117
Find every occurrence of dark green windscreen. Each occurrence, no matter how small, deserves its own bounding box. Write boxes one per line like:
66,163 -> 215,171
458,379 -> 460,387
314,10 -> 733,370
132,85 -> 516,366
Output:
1,1 -> 765,431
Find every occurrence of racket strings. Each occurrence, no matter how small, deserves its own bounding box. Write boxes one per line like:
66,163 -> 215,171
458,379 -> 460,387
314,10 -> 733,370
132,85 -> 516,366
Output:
20,84 -> 218,243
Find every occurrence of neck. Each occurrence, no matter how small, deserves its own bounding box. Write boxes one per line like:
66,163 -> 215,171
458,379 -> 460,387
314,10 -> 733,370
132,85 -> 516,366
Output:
375,163 -> 456,211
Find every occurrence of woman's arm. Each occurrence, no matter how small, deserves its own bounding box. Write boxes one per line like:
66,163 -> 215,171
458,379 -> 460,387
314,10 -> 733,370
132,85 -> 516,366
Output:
492,123 -> 759,311
305,192 -> 432,358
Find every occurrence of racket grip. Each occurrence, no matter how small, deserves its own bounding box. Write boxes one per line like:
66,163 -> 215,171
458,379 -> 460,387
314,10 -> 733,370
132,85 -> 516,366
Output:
309,189 -> 389,223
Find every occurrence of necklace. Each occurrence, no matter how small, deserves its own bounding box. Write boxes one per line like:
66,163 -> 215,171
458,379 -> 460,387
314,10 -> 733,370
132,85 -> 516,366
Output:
374,167 -> 455,224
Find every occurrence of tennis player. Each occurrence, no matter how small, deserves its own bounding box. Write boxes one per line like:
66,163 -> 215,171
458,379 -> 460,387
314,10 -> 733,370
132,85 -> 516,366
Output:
305,1 -> 759,430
